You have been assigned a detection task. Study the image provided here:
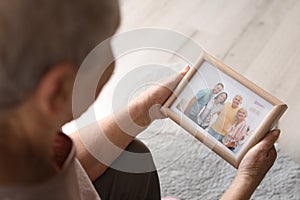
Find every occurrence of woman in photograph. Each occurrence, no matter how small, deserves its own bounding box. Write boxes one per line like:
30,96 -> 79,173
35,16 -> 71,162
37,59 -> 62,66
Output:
222,108 -> 249,151
184,83 -> 224,123
197,92 -> 228,130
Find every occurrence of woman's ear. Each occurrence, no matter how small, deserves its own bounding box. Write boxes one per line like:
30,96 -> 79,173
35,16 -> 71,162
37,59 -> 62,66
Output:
33,63 -> 76,122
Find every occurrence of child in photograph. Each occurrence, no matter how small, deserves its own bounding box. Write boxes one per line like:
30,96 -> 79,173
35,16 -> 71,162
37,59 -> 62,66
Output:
184,83 -> 224,123
197,92 -> 228,130
208,95 -> 243,142
222,108 -> 249,151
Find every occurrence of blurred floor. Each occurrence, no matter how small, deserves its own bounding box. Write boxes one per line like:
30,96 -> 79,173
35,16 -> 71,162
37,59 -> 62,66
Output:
112,0 -> 300,199
115,0 -> 300,163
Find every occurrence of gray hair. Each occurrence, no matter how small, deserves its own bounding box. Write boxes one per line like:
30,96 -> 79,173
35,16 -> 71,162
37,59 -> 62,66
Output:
0,0 -> 119,109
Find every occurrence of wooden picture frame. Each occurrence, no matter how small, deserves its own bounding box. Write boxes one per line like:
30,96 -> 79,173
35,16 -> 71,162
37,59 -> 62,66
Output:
161,51 -> 287,168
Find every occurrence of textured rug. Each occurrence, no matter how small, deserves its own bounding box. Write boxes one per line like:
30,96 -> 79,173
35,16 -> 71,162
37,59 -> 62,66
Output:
139,119 -> 300,200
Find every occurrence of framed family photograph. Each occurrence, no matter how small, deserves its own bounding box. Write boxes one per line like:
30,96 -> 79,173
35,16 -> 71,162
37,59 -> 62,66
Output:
161,51 -> 288,168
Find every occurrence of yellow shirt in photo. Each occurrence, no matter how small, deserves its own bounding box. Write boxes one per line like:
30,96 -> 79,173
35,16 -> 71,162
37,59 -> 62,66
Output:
211,102 -> 239,136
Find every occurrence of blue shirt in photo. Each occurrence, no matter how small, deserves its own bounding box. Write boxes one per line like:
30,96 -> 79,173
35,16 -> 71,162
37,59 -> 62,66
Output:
189,89 -> 212,117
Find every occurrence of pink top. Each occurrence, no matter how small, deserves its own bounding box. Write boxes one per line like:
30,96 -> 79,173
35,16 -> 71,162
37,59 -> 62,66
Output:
222,120 -> 248,149
0,133 -> 100,200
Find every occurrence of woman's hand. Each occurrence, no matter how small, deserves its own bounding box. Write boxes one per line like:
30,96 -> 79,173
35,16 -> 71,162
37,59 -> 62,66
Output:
237,129 -> 279,184
130,66 -> 190,127
221,130 -> 280,200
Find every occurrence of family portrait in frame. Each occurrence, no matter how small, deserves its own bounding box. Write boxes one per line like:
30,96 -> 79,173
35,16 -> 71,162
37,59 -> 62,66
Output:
162,52 -> 287,168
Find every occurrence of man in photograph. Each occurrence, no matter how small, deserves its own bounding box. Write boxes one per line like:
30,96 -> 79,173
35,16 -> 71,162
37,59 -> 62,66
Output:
208,95 -> 243,142
184,83 -> 224,123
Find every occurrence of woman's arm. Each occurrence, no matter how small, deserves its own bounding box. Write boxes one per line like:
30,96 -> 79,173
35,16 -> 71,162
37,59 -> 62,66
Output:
184,97 -> 197,115
236,122 -> 249,143
71,67 -> 190,181
221,130 -> 280,200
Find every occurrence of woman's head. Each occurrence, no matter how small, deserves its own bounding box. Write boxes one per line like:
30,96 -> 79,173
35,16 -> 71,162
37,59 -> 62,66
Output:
236,108 -> 247,121
0,0 -> 121,130
0,0 -> 120,111
214,92 -> 228,104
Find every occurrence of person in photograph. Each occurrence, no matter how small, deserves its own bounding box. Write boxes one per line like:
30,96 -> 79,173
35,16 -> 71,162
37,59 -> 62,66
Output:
184,83 -> 224,123
208,95 -> 243,142
197,92 -> 228,130
222,108 -> 249,151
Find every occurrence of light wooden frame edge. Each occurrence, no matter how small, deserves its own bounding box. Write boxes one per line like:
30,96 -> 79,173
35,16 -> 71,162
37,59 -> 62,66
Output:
161,51 -> 287,168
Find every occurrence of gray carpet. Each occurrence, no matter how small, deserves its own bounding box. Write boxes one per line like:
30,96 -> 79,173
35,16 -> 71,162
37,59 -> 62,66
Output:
138,119 -> 300,200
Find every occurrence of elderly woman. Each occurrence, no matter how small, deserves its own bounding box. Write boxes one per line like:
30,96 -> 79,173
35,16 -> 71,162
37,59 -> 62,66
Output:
197,92 -> 228,130
222,108 -> 249,151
